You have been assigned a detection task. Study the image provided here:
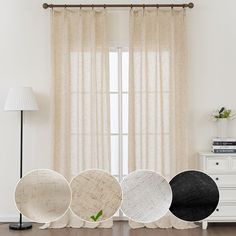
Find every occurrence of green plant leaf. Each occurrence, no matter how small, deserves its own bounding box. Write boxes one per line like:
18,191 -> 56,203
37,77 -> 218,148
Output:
219,107 -> 225,113
212,107 -> 235,120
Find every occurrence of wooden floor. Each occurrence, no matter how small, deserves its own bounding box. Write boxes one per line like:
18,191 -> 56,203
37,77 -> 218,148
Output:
1,221 -> 236,236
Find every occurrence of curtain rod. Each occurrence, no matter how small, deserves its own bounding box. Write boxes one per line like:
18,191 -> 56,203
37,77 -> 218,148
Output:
42,2 -> 194,9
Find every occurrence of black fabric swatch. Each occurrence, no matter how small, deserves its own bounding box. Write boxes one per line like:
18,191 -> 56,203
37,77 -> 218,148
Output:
169,170 -> 219,222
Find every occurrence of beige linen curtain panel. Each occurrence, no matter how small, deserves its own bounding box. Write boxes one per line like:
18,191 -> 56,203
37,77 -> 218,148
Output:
128,8 -> 196,229
43,8 -> 112,228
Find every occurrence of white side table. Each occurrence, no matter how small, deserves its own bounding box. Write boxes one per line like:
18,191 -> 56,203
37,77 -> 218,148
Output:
199,152 -> 236,229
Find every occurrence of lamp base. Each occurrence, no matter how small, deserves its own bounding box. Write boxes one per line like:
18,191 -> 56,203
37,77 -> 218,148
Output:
9,222 -> 32,230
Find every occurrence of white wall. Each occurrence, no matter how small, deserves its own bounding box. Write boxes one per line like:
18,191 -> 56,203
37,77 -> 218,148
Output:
187,0 -> 236,165
0,0 -> 236,220
0,0 -> 51,220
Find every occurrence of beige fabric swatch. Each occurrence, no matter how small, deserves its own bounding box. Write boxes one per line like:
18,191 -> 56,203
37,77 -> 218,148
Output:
70,169 -> 122,222
15,169 -> 71,224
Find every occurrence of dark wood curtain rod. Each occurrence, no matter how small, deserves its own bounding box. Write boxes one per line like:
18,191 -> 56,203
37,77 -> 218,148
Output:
43,2 -> 194,9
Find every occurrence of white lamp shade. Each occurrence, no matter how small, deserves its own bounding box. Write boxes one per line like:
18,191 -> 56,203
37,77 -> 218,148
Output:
4,87 -> 39,111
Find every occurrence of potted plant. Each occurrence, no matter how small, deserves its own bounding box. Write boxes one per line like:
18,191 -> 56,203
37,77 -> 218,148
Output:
212,107 -> 235,138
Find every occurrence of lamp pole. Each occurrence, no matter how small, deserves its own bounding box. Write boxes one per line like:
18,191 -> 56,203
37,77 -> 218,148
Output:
9,111 -> 32,230
19,110 -> 23,227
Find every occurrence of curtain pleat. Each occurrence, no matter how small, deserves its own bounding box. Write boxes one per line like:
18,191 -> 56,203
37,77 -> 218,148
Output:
128,8 -> 197,229
42,8 -> 111,229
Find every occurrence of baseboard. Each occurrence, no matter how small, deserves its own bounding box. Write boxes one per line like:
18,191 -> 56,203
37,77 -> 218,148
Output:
0,216 -> 30,223
0,215 -> 126,223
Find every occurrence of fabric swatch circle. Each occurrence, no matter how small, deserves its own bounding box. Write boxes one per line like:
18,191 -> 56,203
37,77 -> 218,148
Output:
169,170 -> 219,222
15,169 -> 71,223
70,169 -> 122,222
121,170 -> 172,223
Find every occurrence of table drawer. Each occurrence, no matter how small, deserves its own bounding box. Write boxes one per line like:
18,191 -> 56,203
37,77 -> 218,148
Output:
219,188 -> 236,201
231,157 -> 236,170
206,157 -> 229,171
210,175 -> 236,187
210,205 -> 236,217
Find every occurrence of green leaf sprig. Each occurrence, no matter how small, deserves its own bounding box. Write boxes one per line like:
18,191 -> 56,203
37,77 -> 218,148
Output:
90,210 -> 103,222
211,107 -> 235,120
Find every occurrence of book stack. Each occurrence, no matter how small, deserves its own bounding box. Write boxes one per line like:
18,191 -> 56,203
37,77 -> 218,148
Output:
212,138 -> 236,153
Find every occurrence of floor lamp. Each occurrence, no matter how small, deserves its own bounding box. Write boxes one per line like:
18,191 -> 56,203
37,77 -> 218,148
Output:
4,87 -> 39,230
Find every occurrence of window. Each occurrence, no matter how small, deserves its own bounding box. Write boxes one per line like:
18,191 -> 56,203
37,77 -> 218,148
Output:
109,48 -> 129,218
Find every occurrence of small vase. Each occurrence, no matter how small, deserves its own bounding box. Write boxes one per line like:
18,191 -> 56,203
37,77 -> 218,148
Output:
217,118 -> 228,138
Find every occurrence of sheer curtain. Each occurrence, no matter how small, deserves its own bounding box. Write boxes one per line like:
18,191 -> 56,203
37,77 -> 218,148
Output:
128,8 -> 197,229
42,8 -> 112,228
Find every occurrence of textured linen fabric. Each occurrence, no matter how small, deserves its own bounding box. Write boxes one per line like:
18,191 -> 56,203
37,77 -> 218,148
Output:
15,169 -> 71,224
70,170 -> 122,222
169,170 -> 219,222
128,8 -> 197,229
121,170 -> 172,223
44,8 -> 111,228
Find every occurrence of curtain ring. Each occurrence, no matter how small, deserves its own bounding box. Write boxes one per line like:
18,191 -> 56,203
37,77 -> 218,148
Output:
130,4 -> 133,9
103,4 -> 106,9
64,4 -> 67,8
156,4 -> 159,8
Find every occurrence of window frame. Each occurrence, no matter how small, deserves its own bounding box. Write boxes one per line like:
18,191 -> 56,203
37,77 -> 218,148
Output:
109,47 -> 128,220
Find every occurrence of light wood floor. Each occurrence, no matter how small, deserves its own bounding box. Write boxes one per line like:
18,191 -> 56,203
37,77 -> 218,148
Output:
1,221 -> 236,236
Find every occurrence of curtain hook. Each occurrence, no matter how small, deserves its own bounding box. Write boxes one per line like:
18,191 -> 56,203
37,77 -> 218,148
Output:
64,4 -> 67,9
103,4 -> 106,9
130,4 -> 133,9
143,4 -> 145,9
156,4 -> 159,9
80,4 -> 82,9
92,4 -> 94,9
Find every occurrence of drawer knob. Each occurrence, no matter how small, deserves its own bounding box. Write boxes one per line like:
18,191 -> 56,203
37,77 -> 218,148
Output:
216,209 -> 219,212
216,162 -> 219,165
215,177 -> 219,181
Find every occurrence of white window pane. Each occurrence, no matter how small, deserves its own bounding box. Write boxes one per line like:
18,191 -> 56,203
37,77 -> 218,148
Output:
109,52 -> 118,92
111,135 -> 119,175
122,51 -> 129,92
71,93 -> 77,134
123,135 -> 128,175
163,93 -> 170,133
162,51 -> 170,92
70,52 -> 78,93
110,94 -> 119,133
122,94 -> 128,134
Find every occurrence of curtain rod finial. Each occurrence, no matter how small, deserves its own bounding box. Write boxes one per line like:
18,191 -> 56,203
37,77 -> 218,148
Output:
188,2 -> 194,8
43,3 -> 49,9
